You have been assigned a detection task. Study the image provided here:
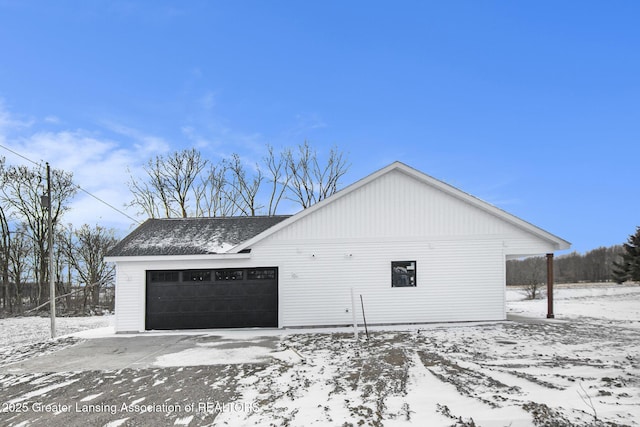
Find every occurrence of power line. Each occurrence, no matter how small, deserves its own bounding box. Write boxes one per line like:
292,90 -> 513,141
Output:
76,186 -> 141,224
0,143 -> 142,225
0,143 -> 41,167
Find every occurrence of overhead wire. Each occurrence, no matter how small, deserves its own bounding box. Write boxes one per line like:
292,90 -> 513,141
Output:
0,143 -> 142,225
0,142 -> 40,167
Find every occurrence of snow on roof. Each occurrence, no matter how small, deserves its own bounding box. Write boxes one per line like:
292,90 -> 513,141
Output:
107,216 -> 291,257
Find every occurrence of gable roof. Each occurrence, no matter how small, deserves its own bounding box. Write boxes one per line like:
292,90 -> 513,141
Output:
107,216 -> 291,257
231,161 -> 571,253
107,162 -> 570,259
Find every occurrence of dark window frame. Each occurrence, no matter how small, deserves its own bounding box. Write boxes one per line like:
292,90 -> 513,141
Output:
214,269 -> 244,281
391,261 -> 417,287
149,271 -> 180,283
184,270 -> 212,282
247,268 -> 277,280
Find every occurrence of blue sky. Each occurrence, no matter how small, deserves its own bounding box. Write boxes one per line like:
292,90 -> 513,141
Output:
0,1 -> 638,253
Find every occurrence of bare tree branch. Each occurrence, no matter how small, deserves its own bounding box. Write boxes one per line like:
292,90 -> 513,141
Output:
264,145 -> 290,215
126,167 -> 160,218
224,154 -> 264,216
285,141 -> 349,209
0,163 -> 76,305
62,224 -> 118,307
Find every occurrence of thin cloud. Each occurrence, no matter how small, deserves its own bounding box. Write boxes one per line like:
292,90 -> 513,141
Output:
101,120 -> 171,156
279,112 -> 327,141
0,117 -> 152,230
0,100 -> 34,134
200,91 -> 217,110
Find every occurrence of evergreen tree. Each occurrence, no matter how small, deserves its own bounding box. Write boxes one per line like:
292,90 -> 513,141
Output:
613,226 -> 640,283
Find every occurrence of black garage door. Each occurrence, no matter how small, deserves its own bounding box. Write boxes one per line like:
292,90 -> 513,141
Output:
145,267 -> 278,330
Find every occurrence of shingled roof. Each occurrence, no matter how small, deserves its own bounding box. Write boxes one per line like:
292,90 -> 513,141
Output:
107,216 -> 291,257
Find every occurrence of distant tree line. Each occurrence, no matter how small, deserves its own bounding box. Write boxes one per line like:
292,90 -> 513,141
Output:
506,245 -> 625,288
0,158 -> 118,316
612,226 -> 640,283
126,142 -> 350,218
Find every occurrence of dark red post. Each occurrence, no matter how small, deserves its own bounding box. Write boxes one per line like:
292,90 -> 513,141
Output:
546,253 -> 554,319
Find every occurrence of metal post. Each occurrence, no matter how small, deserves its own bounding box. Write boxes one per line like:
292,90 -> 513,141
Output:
360,294 -> 369,340
546,253 -> 554,319
47,163 -> 56,338
351,288 -> 358,341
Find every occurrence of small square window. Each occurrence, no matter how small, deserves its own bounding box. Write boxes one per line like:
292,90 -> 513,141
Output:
392,261 -> 416,287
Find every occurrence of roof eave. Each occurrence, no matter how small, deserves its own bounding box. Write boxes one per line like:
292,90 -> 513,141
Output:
105,252 -> 252,263
231,161 -> 571,253
394,162 -> 571,251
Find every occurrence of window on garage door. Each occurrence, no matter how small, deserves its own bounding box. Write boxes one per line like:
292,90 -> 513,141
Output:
149,271 -> 179,282
215,269 -> 244,281
247,268 -> 276,280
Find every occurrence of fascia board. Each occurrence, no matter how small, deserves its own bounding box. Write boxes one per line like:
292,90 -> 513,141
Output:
231,161 -> 571,253
396,164 -> 571,250
104,253 -> 251,263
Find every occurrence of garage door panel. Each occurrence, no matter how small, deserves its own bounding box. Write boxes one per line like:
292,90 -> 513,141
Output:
147,311 -> 277,330
145,268 -> 278,330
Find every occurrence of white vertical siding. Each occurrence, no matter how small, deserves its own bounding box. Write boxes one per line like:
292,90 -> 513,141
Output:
270,170 -> 534,241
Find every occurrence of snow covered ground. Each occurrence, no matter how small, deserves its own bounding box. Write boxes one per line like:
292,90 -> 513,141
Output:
0,315 -> 113,348
508,283 -> 640,324
1,284 -> 639,426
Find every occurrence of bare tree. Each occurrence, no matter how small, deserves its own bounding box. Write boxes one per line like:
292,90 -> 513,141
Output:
264,145 -> 290,215
148,155 -> 174,217
0,157 -> 12,311
127,143 -> 350,218
7,225 -> 32,314
54,224 -> 75,311
162,148 -> 208,217
224,154 -> 263,216
508,245 -> 626,286
127,155 -> 176,218
126,167 -> 161,218
0,163 -> 76,305
1,206 -> 10,311
64,224 -> 118,310
285,141 -> 349,209
194,161 -> 241,217
506,256 -> 546,299
0,160 -> 9,310
128,148 -> 209,218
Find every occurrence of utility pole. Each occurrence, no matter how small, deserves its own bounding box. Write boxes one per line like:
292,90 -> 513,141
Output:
44,162 -> 56,338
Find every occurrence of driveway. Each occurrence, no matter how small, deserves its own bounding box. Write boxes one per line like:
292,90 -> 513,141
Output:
1,317 -> 550,375
0,333 -> 281,374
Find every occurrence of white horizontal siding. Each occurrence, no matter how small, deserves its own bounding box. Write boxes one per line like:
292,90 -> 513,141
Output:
114,263 -> 146,332
501,222 -> 559,257
251,238 -> 505,327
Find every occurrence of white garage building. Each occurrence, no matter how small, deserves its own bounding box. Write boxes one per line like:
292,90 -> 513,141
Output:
106,162 -> 570,332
